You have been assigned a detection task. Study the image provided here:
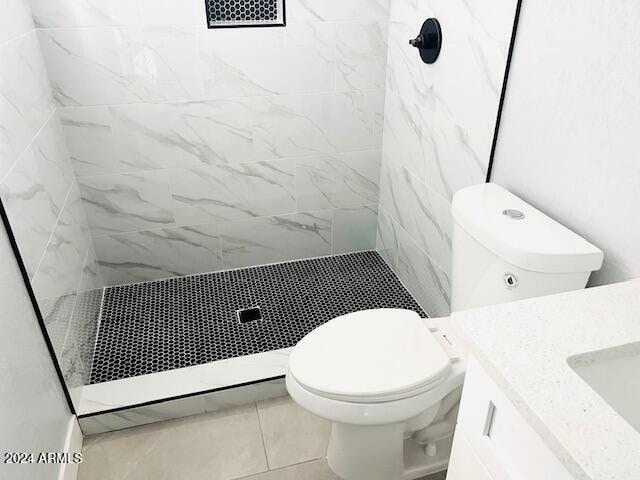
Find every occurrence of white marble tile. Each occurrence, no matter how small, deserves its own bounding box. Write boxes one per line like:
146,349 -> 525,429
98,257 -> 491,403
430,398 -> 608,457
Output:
385,0 -> 514,191
38,26 -> 203,106
108,100 -> 262,170
139,0 -> 201,26
332,204 -> 378,254
252,93 -> 336,159
327,89 -> 385,153
396,225 -> 451,317
288,0 -> 390,23
199,22 -> 336,98
0,0 -> 34,45
170,159 -> 296,223
60,334 -> 89,388
30,0 -> 141,27
375,205 -> 400,270
93,224 -> 223,285
79,395 -> 207,435
220,210 -> 332,268
0,31 -> 55,179
31,182 -> 91,301
79,348 -> 291,415
296,151 -> 380,211
77,171 -> 175,235
59,106 -> 121,176
0,149 -> 63,277
0,112 -> 76,277
69,246 -> 104,374
378,159 -> 452,274
41,292 -> 77,358
336,21 -> 388,91
79,379 -> 286,434
251,91 -> 383,161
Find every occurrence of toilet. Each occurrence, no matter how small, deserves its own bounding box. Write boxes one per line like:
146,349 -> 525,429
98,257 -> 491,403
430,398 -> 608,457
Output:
285,183 -> 604,480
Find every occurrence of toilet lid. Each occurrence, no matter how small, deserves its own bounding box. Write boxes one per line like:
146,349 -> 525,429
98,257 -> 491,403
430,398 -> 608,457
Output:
288,309 -> 451,402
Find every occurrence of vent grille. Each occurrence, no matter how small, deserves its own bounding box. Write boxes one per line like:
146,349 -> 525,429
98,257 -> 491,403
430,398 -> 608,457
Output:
206,0 -> 286,28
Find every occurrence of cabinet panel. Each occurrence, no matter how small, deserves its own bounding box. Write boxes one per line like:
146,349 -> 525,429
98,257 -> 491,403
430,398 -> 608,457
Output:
447,430 -> 495,480
454,356 -> 574,480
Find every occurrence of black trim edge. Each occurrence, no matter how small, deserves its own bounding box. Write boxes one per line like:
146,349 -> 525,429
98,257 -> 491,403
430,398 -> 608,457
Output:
0,196 -> 77,415
78,375 -> 286,418
486,0 -> 523,182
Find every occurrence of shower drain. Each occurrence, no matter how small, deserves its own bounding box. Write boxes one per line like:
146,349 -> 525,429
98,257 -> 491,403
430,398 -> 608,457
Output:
237,306 -> 263,324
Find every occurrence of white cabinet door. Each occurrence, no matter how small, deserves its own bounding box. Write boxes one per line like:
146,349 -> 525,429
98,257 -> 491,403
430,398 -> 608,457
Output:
447,430 -> 495,480
451,356 -> 574,480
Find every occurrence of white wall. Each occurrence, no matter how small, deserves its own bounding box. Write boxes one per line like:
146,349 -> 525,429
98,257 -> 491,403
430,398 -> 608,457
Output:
0,226 -> 72,480
30,0 -> 390,285
376,0 -> 517,316
492,0 -> 640,286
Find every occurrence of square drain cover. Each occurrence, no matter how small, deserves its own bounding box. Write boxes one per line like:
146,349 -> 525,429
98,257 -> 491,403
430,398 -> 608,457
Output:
237,306 -> 263,324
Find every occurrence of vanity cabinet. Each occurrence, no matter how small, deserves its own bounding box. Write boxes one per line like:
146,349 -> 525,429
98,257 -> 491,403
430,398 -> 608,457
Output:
447,357 -> 574,480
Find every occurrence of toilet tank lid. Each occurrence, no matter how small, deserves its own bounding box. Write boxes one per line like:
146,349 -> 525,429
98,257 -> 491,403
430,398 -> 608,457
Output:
451,183 -> 603,273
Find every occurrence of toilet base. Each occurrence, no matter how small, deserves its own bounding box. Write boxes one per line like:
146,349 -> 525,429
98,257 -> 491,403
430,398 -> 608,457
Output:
326,422 -> 452,480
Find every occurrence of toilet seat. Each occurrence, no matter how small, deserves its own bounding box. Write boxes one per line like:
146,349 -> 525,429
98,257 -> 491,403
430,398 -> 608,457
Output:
288,309 -> 452,403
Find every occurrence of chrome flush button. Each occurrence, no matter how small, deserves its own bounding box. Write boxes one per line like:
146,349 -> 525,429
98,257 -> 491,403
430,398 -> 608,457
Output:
502,209 -> 525,220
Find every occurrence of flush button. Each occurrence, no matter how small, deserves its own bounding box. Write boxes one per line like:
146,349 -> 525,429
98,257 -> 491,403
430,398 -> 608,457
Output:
503,209 -> 525,220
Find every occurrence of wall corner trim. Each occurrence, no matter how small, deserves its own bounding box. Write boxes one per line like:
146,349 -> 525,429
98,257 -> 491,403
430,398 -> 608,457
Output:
486,0 -> 524,183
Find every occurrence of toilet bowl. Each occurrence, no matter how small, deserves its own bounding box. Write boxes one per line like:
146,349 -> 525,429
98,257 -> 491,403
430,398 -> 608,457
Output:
286,183 -> 604,480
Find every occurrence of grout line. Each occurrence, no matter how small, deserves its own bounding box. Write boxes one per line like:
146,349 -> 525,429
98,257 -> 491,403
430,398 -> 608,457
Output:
72,147 -> 382,180
0,27 -> 34,49
234,459 -> 330,480
100,248 -> 380,289
254,403 -> 272,471
0,107 -> 57,185
55,87 -> 386,110
29,179 -> 76,282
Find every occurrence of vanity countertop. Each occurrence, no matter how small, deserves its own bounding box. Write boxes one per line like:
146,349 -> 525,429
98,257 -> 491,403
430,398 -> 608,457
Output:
451,279 -> 640,480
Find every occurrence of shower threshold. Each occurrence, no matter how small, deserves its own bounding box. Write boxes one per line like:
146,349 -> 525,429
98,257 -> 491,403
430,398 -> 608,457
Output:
77,251 -> 426,432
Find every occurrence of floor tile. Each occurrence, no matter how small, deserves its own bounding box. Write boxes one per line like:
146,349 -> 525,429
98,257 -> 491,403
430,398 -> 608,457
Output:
257,396 -> 332,469
239,459 -> 340,480
78,405 -> 268,480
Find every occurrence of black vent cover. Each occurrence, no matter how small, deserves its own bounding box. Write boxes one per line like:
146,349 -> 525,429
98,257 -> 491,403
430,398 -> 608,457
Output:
205,0 -> 286,29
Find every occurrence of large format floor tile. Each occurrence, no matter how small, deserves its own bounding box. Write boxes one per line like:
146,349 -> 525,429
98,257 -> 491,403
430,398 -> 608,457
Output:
78,396 -> 448,480
78,405 -> 268,480
257,396 -> 332,469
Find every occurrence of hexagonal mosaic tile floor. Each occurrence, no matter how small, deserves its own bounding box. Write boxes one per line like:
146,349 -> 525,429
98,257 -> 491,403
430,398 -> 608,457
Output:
90,251 -> 426,384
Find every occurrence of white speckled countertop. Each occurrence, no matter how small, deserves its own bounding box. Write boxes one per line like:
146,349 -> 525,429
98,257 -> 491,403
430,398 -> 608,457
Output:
451,279 -> 640,480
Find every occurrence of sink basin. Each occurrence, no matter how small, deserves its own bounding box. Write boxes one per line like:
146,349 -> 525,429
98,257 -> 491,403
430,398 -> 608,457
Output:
568,342 -> 640,434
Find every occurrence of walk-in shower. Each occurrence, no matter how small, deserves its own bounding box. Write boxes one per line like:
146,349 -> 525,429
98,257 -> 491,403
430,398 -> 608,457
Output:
1,0 -> 513,435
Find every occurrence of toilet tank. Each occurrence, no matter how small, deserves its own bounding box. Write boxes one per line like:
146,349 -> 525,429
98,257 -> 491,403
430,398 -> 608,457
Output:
450,183 -> 603,312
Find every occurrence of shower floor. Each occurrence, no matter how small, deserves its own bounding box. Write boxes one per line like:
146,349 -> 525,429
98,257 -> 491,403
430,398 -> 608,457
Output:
90,251 -> 426,385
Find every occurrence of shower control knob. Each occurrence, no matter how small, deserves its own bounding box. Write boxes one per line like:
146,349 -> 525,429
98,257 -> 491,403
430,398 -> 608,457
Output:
409,35 -> 424,48
410,18 -> 442,64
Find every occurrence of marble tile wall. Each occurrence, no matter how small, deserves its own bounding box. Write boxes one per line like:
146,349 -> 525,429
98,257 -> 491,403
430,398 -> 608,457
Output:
30,0 -> 390,285
0,0 -> 103,406
376,0 -> 517,316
